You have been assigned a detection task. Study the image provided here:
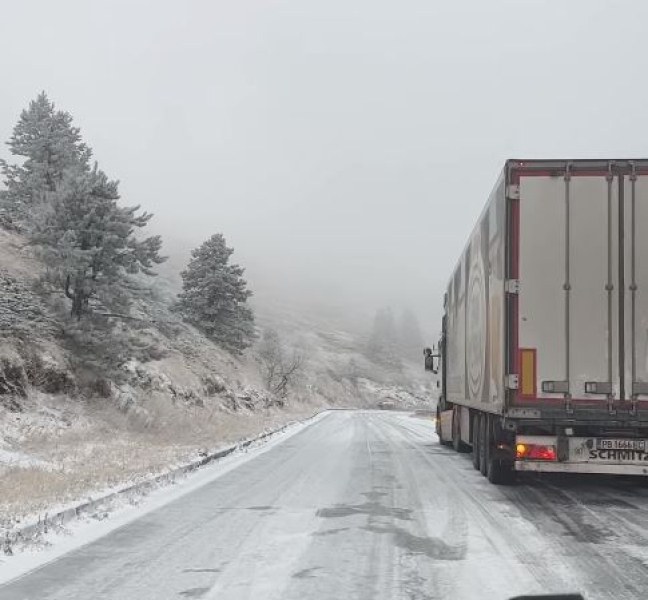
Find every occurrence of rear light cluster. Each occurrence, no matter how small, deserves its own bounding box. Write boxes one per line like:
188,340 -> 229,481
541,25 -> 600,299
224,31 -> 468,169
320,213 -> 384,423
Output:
515,443 -> 557,461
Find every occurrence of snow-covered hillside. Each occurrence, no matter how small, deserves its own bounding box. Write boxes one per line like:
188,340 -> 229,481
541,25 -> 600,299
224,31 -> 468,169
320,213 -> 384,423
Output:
0,228 -> 434,529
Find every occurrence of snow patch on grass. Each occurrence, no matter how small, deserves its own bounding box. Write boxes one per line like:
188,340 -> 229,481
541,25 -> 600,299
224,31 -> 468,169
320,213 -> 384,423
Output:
0,410 -> 329,585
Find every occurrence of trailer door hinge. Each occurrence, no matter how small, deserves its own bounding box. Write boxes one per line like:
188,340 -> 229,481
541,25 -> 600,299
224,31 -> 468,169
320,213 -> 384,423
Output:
506,184 -> 520,200
506,374 -> 519,390
505,279 -> 520,294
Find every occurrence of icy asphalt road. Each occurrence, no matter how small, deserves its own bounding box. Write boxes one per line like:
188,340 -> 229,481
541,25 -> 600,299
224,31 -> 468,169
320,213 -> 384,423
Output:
4,410 -> 648,600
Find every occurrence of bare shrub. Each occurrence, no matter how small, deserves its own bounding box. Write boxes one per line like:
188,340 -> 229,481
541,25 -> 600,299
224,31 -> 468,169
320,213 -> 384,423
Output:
257,328 -> 304,400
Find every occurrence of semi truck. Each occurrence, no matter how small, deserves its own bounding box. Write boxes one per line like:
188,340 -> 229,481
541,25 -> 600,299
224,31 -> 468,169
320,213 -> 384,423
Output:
426,159 -> 648,483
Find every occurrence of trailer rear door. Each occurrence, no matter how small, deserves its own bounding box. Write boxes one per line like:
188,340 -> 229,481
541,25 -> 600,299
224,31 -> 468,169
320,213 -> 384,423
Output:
511,160 -> 648,410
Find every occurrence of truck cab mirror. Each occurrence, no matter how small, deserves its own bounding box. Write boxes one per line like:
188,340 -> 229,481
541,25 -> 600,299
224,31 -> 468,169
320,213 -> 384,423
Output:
424,347 -> 440,374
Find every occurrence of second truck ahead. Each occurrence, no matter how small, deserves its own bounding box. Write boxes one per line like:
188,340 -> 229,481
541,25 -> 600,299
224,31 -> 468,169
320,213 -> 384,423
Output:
427,159 -> 648,483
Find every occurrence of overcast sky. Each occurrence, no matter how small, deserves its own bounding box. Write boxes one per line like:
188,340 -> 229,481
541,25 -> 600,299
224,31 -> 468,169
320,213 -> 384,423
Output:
1,0 -> 647,335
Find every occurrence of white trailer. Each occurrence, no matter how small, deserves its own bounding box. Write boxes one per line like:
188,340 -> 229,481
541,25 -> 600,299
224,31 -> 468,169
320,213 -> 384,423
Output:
427,159 -> 648,483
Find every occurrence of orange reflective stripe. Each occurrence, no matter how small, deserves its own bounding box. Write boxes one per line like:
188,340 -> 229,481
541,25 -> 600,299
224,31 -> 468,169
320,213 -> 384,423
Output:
519,348 -> 537,398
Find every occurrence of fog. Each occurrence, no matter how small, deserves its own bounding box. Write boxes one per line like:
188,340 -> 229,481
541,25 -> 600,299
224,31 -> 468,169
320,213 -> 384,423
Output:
1,0 -> 647,336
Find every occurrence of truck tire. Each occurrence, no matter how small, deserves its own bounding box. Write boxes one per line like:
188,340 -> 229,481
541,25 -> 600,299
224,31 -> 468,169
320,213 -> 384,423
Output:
487,458 -> 515,485
483,414 -> 515,485
478,413 -> 488,476
452,407 -> 468,452
436,407 -> 452,447
471,413 -> 481,470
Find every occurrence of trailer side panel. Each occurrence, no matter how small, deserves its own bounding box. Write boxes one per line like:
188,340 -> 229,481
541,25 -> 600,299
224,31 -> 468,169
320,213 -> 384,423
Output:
445,172 -> 506,412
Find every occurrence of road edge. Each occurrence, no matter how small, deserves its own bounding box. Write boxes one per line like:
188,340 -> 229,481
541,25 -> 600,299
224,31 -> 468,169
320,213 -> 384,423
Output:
2,408 -> 335,555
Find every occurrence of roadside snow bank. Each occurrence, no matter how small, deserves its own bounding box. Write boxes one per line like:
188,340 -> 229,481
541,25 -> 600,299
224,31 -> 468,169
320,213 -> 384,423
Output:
0,410 -> 331,583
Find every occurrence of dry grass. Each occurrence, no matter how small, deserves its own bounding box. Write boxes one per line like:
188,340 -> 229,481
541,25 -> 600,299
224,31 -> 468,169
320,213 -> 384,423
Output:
0,401 -> 319,526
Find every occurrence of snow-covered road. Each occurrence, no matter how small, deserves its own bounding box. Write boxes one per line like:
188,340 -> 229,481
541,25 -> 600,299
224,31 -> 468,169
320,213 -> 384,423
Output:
3,410 -> 648,600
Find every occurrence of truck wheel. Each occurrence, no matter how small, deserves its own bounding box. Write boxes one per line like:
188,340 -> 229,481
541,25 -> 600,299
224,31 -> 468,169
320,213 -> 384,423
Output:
484,415 -> 515,485
471,413 -> 481,470
487,456 -> 515,485
478,413 -> 488,476
452,407 -> 468,452
436,407 -> 452,446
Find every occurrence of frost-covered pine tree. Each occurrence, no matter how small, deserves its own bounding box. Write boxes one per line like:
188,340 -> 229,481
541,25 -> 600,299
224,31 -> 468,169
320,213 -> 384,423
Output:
176,234 -> 255,354
0,92 -> 91,229
31,163 -> 165,320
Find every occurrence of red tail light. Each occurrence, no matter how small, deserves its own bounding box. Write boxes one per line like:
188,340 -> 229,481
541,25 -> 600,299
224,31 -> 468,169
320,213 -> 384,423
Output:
516,443 -> 557,461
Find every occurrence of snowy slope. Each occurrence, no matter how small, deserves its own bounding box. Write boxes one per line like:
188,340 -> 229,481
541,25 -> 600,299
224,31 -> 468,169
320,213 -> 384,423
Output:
0,229 -> 432,530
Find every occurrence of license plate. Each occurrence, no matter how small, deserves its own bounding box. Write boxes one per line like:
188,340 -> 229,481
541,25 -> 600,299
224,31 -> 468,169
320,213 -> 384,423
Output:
596,439 -> 646,451
568,437 -> 648,463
